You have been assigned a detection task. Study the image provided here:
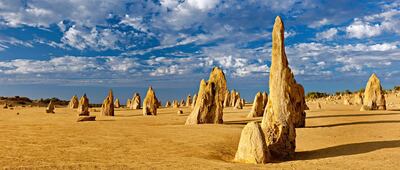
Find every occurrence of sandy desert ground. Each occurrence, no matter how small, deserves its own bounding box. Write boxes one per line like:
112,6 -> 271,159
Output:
1,94 -> 400,169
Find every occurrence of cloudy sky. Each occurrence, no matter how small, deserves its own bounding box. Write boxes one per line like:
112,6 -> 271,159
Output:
0,0 -> 400,103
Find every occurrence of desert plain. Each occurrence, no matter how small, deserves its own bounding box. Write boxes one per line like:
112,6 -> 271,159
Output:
0,94 -> 399,169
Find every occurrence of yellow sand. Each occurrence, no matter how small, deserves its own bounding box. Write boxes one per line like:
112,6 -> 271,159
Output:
0,95 -> 400,169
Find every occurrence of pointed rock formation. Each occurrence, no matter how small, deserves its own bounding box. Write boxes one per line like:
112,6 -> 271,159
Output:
317,102 -> 322,109
126,99 -> 132,108
68,95 -> 79,109
259,16 -> 307,160
185,67 -> 227,125
223,90 -> 231,107
230,90 -> 238,107
100,89 -> 114,116
234,98 -> 243,109
262,92 -> 268,109
143,86 -> 158,116
78,94 -> 90,116
248,92 -> 264,117
236,17 -> 306,163
192,94 -> 197,109
234,121 -> 270,164
46,100 -> 55,113
186,95 -> 192,107
180,99 -> 185,107
114,98 -> 121,108
343,97 -> 351,105
165,101 -> 171,107
241,98 -> 246,106
173,100 -> 179,108
131,93 -> 141,109
360,73 -> 386,111
354,92 -> 363,105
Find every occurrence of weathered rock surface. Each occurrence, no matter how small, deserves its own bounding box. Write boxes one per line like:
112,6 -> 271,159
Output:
361,73 -> 386,111
234,98 -> 243,109
262,92 -> 268,110
223,90 -> 230,107
260,16 -> 305,160
234,121 -> 270,164
354,92 -> 363,105
248,92 -> 264,117
78,94 -> 90,116
230,90 -> 238,107
192,94 -> 197,109
46,100 -> 55,113
186,95 -> 192,107
68,95 -> 79,109
126,99 -> 132,108
344,97 -> 352,105
131,93 -> 141,109
114,98 -> 121,108
177,109 -> 184,115
180,99 -> 185,107
185,67 -> 227,125
165,101 -> 171,107
100,89 -> 114,116
173,100 -> 179,108
77,116 -> 96,122
143,86 -> 158,116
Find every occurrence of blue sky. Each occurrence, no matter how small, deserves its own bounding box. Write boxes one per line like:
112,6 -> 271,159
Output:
0,0 -> 400,103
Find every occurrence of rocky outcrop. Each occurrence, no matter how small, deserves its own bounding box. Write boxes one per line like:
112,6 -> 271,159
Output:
177,109 -> 184,115
234,17 -> 306,163
173,100 -> 179,108
114,98 -> 121,108
180,99 -> 185,107
100,89 -> 114,116
185,67 -> 227,125
192,94 -> 197,109
262,92 -> 268,110
143,86 -> 158,116
234,98 -> 243,109
234,121 -> 270,164
248,92 -> 264,117
230,90 -> 238,107
131,93 -> 141,109
78,94 -> 90,116
259,16 -> 306,160
343,97 -> 352,105
46,100 -> 55,113
68,95 -> 79,109
186,95 -> 192,107
165,101 -> 171,107
360,73 -> 386,111
126,99 -> 131,108
77,116 -> 96,122
354,92 -> 363,105
223,90 -> 230,107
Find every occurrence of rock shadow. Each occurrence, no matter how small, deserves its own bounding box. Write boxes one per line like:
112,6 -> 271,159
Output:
296,140 -> 400,160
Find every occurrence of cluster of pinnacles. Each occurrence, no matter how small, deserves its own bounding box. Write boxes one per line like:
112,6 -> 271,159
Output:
185,67 -> 227,125
43,15 -> 389,166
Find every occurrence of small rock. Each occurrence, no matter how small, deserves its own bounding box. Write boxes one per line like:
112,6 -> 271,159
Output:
77,116 -> 96,122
